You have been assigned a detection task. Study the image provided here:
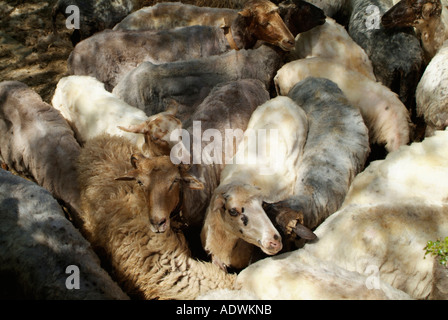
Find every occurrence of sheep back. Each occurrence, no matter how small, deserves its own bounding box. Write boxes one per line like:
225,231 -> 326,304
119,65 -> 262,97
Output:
68,26 -> 228,90
307,202 -> 448,299
416,42 -> 448,135
267,77 -> 369,238
0,81 -> 82,226
0,168 -> 128,299
112,45 -> 282,122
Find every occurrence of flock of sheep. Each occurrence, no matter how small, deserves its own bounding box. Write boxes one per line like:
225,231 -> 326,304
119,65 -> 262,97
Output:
1,0 -> 448,300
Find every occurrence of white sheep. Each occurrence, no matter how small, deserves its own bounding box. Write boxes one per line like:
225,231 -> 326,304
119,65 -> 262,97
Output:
305,130 -> 448,299
217,248 -> 414,299
51,75 -> 182,156
77,134 -> 235,299
304,202 -> 448,300
201,96 -> 308,270
340,129 -> 448,208
200,205 -> 446,300
274,57 -> 412,152
206,203 -> 446,300
199,132 -> 448,300
415,40 -> 448,136
288,17 -> 376,81
0,168 -> 128,299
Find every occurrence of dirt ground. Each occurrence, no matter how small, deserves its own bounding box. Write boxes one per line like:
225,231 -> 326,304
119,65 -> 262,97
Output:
0,0 -> 75,103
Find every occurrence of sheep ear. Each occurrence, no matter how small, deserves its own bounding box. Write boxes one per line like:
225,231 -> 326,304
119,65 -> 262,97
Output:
115,174 -> 136,182
118,121 -> 148,134
130,153 -> 145,169
180,172 -> 204,190
219,17 -> 230,29
422,3 -> 436,19
238,8 -> 252,18
115,167 -> 138,181
163,98 -> 179,116
212,192 -> 226,212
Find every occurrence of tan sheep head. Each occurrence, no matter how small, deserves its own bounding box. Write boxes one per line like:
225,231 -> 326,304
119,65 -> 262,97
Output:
118,102 -> 182,156
237,0 -> 295,51
115,154 -> 203,233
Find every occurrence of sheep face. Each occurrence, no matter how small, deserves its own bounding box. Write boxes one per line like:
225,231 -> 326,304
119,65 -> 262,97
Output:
278,0 -> 326,37
239,0 -> 295,51
214,184 -> 283,255
382,0 -> 442,28
116,154 -> 203,233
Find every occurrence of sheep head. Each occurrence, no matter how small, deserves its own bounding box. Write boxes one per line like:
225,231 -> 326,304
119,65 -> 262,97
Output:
237,0 -> 295,51
278,0 -> 326,37
118,102 -> 182,156
202,183 -> 282,270
382,0 -> 442,28
115,154 -> 203,233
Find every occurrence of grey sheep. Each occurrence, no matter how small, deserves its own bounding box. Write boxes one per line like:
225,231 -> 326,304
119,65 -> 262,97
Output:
0,81 -> 83,227
0,168 -> 128,300
112,45 -> 282,122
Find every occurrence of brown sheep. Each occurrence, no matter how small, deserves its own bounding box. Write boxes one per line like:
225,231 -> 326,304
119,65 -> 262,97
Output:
77,134 -> 236,299
78,134 -> 202,234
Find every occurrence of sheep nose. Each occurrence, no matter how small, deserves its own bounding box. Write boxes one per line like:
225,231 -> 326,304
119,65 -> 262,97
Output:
281,39 -> 295,51
268,239 -> 282,250
150,218 -> 168,233
262,235 -> 283,254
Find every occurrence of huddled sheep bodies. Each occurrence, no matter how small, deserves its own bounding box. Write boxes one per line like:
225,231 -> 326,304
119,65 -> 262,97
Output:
201,95 -> 308,270
0,81 -> 83,227
274,57 -> 411,152
180,79 -> 270,229
77,134 -> 235,299
112,45 -> 283,121
68,0 -> 295,90
52,75 -> 148,146
289,17 -> 376,80
2,0 -> 448,300
200,130 -> 448,300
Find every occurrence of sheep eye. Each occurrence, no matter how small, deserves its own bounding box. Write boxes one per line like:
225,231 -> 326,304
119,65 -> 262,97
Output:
228,208 -> 239,217
169,178 -> 180,191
